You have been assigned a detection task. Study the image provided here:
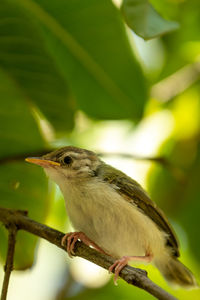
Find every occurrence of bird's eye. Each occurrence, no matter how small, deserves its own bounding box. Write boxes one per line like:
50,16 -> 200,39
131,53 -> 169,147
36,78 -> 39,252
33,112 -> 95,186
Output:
63,156 -> 72,165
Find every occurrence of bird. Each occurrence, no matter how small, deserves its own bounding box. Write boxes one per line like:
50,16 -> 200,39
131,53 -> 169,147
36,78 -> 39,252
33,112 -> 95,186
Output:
26,146 -> 197,287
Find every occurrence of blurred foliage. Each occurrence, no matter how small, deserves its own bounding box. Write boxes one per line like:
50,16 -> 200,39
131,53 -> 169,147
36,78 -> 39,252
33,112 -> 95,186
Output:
0,162 -> 48,269
0,0 -> 200,299
148,88 -> 200,262
121,0 -> 179,40
155,0 -> 200,80
68,279 -> 156,300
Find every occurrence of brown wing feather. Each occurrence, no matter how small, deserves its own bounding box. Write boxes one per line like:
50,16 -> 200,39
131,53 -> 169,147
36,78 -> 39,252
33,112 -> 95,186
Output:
98,163 -> 180,257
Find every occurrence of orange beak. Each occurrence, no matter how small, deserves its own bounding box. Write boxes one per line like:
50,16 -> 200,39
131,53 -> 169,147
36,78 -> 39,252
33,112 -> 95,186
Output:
25,157 -> 60,167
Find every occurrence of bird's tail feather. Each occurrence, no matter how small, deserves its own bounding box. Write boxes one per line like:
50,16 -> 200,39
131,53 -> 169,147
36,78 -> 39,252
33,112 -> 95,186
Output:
155,255 -> 198,288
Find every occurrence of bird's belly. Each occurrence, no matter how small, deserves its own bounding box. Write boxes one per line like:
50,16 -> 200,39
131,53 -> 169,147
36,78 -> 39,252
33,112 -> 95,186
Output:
61,179 -> 166,260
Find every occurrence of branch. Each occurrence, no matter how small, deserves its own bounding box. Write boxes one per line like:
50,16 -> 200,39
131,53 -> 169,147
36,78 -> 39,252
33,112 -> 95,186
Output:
0,149 -> 50,165
1,224 -> 17,300
0,150 -> 186,183
0,148 -> 170,167
0,149 -> 170,167
0,207 -> 177,300
0,150 -> 168,166
99,152 -> 187,184
99,152 -> 169,164
151,61 -> 200,102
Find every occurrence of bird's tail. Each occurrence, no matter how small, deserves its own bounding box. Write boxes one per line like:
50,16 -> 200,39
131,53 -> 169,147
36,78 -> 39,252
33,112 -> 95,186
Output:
154,255 -> 198,288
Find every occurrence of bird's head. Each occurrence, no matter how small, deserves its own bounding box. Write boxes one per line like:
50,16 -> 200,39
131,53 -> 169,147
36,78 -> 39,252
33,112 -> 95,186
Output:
25,146 -> 101,185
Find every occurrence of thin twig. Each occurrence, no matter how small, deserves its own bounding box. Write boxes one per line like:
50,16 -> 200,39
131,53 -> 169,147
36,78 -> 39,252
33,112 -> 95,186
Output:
0,149 -> 168,166
0,149 -> 186,183
0,207 -> 177,300
0,148 -> 187,184
99,152 -> 169,164
0,149 -> 187,186
0,149 -> 50,165
151,61 -> 200,102
99,152 -> 187,183
1,224 -> 18,300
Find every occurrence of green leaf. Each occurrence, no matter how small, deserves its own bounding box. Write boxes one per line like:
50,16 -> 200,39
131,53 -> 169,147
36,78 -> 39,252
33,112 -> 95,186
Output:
14,0 -> 147,121
0,63 -> 49,269
0,162 -> 48,269
121,0 -> 179,40
0,68 -> 44,158
0,0 -> 74,131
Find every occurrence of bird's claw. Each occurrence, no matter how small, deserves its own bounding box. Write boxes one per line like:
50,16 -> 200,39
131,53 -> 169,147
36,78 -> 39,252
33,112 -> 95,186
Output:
109,254 -> 152,285
109,257 -> 129,285
61,231 -> 107,258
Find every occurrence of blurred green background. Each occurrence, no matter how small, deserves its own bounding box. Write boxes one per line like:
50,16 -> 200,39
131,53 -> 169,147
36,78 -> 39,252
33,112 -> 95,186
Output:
0,0 -> 200,299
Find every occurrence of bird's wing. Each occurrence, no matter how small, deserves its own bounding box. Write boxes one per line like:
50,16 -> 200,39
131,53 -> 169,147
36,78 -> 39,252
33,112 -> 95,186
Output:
98,163 -> 180,257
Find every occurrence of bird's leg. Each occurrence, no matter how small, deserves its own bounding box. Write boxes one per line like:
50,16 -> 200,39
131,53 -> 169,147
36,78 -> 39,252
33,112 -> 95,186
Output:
109,252 -> 153,285
61,231 -> 108,258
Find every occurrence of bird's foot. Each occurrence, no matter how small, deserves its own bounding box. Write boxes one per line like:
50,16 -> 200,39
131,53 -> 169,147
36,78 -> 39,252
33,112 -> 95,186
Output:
61,231 -> 108,258
109,253 -> 153,285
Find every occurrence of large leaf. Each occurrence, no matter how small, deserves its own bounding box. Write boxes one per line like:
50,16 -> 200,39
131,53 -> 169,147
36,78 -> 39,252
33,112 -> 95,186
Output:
121,0 -> 179,40
0,68 -> 49,269
14,0 -> 147,120
0,63 -> 48,270
0,162 -> 48,269
0,0 -> 74,131
0,69 -> 45,158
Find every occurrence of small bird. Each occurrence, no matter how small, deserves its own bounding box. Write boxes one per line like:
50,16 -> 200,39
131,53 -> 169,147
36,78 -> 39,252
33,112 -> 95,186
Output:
26,146 -> 197,287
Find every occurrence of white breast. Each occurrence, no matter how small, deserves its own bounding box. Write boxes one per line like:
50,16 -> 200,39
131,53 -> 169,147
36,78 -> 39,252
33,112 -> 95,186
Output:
58,177 -> 167,261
